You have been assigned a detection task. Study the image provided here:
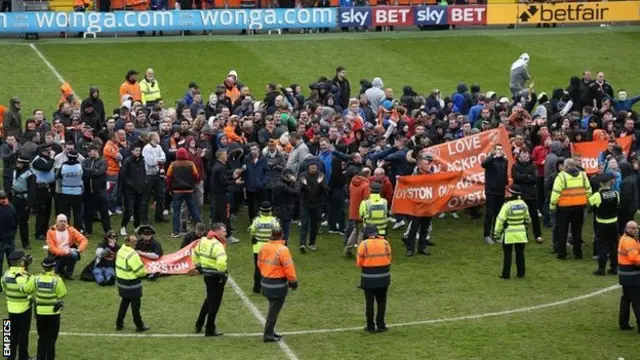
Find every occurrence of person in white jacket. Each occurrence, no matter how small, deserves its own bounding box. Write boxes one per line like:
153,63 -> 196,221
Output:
510,53 -> 531,99
141,132 -> 167,224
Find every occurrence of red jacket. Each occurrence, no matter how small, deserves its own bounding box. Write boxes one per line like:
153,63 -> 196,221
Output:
369,175 -> 394,204
349,176 -> 370,220
531,144 -> 548,177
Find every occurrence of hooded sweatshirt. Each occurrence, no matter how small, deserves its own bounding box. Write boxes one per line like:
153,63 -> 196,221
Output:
349,175 -> 370,220
510,53 -> 530,95
544,141 -> 562,182
452,83 -> 472,115
81,86 -> 105,127
166,148 -> 199,193
3,98 -> 21,135
364,77 -> 385,114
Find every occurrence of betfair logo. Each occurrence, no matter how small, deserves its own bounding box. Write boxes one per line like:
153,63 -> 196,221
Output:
519,3 -> 610,23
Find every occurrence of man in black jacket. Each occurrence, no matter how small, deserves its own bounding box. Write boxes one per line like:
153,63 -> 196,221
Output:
511,150 -> 543,243
120,143 -> 146,236
211,150 -> 241,244
0,133 -> 20,195
481,144 -> 508,244
3,97 -> 22,137
32,144 -> 56,240
272,168 -> 300,245
0,191 -> 17,279
618,162 -> 638,234
298,158 -> 328,253
11,155 -> 35,250
332,66 -> 351,111
81,86 -> 106,128
82,144 -> 110,236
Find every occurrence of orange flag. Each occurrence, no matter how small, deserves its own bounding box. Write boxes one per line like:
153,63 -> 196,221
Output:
392,171 -> 462,217
571,136 -> 633,175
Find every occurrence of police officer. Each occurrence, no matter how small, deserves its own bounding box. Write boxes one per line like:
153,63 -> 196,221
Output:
357,225 -> 391,333
115,234 -> 150,332
11,155 -> 35,250
192,222 -> 228,337
31,144 -> 56,241
249,201 -> 280,294
23,256 -> 67,360
589,173 -> 620,276
257,226 -> 298,342
617,220 -> 640,333
1,250 -> 33,360
494,185 -> 531,280
550,158 -> 592,260
359,182 -> 388,238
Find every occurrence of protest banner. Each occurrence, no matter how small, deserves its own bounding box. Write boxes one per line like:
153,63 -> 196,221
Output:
392,171 -> 461,217
571,136 -> 633,175
141,240 -> 198,275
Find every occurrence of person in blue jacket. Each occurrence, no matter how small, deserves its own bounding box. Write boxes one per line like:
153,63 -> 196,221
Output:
452,83 -> 472,116
604,158 -> 622,192
606,90 -> 640,113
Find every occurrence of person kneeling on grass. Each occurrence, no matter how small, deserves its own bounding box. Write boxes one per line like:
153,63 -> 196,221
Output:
46,214 -> 88,280
81,230 -> 120,285
135,225 -> 163,281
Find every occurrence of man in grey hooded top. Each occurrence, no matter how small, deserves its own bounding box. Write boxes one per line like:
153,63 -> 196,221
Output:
544,141 -> 563,188
365,77 -> 385,114
510,53 -> 531,99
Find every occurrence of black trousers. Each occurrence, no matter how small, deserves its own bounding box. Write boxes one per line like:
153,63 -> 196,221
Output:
196,275 -> 227,334
116,296 -> 143,328
595,222 -> 618,271
619,286 -> 640,328
299,206 -> 321,246
555,206 -> 585,257
35,185 -> 53,238
253,253 -> 261,293
246,191 -> 263,222
502,242 -> 525,278
483,195 -> 504,237
404,216 -> 432,252
56,193 -> 83,230
121,190 -> 143,228
364,287 -> 388,330
84,192 -> 111,235
8,309 -> 31,360
3,176 -> 12,198
36,314 -> 60,360
142,174 -> 165,223
524,200 -> 542,238
212,194 -> 231,237
264,296 -> 285,337
12,197 -> 30,248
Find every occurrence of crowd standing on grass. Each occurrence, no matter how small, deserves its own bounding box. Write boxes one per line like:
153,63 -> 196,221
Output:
0,56 -> 639,358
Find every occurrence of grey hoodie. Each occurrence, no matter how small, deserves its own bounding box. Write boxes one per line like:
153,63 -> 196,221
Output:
544,141 -> 562,182
364,77 -> 385,114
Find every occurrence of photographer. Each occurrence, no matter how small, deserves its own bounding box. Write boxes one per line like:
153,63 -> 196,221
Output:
90,231 -> 120,286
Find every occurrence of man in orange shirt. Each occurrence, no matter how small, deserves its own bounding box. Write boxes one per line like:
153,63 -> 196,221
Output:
103,131 -> 123,214
618,220 -> 640,332
257,226 -> 298,342
119,70 -> 142,104
357,225 -> 392,333
46,214 -> 88,280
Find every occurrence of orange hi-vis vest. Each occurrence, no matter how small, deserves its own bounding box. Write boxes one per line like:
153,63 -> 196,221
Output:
357,237 -> 392,289
120,81 -> 142,103
618,233 -> 640,287
257,240 -> 297,298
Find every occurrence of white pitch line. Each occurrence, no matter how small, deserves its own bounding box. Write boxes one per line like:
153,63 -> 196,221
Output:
53,284 -> 619,339
227,275 -> 301,360
29,43 -> 65,84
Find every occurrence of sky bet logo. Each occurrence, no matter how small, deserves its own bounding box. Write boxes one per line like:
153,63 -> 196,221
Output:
339,7 -> 414,27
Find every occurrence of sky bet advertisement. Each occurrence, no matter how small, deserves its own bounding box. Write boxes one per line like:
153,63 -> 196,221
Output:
0,2 -> 637,33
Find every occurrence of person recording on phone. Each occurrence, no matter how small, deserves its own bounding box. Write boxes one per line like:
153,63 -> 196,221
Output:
211,149 -> 242,244
482,144 -> 509,245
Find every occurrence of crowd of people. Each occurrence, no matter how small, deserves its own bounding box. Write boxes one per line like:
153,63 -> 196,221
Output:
0,54 -> 639,353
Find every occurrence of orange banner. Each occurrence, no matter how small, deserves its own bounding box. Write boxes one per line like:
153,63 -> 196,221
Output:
416,128 -> 514,214
571,136 -> 633,175
392,172 -> 461,217
141,240 -> 198,275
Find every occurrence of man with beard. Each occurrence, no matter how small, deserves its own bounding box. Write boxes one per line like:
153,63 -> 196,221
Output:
139,69 -> 161,108
11,156 -> 35,250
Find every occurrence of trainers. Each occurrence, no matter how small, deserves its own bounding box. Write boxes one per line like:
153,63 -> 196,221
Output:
484,236 -> 495,245
108,210 -> 114,217
451,212 -> 459,220
163,210 -> 169,216
387,217 -> 396,224
170,232 -> 180,238
120,227 -> 127,236
535,237 -> 544,244
328,230 -> 340,234
115,209 -> 123,215
299,245 -> 306,254
227,236 -> 240,244
438,213 -> 446,219
309,245 -> 318,251
392,220 -> 405,230
320,221 -> 329,227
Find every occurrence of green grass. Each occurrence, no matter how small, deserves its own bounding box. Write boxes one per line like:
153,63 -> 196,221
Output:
1,27 -> 640,360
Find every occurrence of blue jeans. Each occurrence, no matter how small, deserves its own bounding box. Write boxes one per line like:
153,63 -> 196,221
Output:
93,267 -> 116,285
281,219 -> 291,242
55,251 -> 79,276
328,188 -> 346,232
173,192 -> 201,233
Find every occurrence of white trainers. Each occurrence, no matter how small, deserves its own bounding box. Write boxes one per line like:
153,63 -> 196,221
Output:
451,212 -> 459,220
108,210 -> 114,217
115,209 -> 123,215
227,236 -> 240,244
387,217 -> 397,224
484,236 -> 495,245
392,220 -> 405,230
320,221 -> 328,227
163,210 -> 169,216
120,227 -> 127,236
438,213 -> 446,219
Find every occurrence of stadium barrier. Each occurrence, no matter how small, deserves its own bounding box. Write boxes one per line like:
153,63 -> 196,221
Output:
0,2 -> 638,34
